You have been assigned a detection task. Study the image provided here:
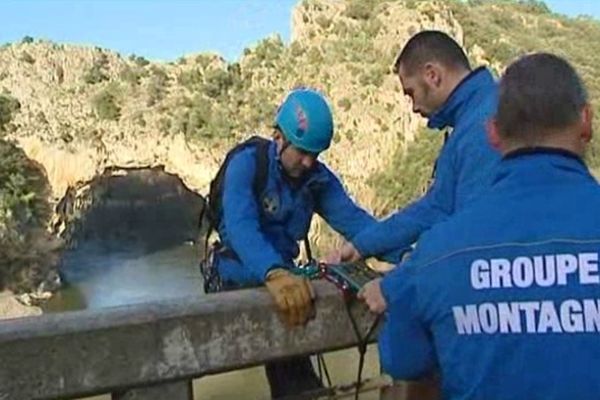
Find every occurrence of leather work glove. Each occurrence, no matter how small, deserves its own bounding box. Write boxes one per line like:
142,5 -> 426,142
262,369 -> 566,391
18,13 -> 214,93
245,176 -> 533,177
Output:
265,268 -> 315,327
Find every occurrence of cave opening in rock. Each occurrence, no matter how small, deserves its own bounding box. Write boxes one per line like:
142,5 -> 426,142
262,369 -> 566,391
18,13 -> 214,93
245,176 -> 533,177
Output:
47,166 -> 206,311
58,166 -> 205,249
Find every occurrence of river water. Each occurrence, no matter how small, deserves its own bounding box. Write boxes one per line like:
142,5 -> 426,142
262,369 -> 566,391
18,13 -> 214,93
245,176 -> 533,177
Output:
44,241 -> 202,312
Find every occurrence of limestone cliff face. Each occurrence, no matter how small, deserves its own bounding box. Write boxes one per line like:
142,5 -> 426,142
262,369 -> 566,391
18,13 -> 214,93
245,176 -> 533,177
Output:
6,0 -> 599,314
0,1 -> 474,307
0,1 -> 464,210
0,1 -> 471,304
0,42 -> 220,199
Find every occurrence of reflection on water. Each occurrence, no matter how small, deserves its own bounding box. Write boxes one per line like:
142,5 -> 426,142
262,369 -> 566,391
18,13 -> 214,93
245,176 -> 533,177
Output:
44,241 -> 202,312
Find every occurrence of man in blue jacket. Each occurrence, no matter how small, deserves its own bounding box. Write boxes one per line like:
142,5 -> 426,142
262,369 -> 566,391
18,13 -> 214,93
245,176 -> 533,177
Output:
374,53 -> 600,399
211,87 -> 377,398
330,31 -> 500,288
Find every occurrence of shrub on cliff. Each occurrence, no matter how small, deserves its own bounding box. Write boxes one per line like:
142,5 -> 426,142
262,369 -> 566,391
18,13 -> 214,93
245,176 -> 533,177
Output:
0,94 -> 21,133
369,128 -> 444,214
92,88 -> 121,121
0,140 -> 61,293
83,53 -> 111,85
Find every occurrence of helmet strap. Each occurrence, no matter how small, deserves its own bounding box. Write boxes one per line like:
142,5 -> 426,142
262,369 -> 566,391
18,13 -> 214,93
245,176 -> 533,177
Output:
278,137 -> 291,159
277,138 -> 305,186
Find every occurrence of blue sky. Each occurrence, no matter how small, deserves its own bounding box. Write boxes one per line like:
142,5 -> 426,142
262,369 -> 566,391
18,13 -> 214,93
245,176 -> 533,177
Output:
1,0 -> 599,62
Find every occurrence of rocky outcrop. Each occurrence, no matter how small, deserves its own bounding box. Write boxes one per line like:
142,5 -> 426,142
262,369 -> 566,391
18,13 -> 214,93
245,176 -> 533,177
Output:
53,167 -> 205,248
10,0 -> 568,316
0,1 -> 470,313
0,291 -> 42,320
0,1 -> 468,209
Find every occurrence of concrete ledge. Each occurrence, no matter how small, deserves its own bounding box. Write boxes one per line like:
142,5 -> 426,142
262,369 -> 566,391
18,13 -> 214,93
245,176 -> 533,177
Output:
0,281 -> 378,400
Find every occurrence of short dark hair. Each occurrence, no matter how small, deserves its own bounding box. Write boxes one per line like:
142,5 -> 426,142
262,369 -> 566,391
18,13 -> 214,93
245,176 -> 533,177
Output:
497,53 -> 587,139
393,30 -> 470,75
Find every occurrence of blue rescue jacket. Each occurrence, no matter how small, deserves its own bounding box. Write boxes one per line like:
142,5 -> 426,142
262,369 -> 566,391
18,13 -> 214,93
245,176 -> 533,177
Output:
379,149 -> 600,400
353,67 -> 501,262
216,140 -> 376,285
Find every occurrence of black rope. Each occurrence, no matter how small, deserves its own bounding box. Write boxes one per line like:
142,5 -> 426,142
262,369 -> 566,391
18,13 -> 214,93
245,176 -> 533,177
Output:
344,297 -> 382,400
316,353 -> 332,387
304,238 -> 313,263
201,229 -> 212,293
317,353 -> 323,381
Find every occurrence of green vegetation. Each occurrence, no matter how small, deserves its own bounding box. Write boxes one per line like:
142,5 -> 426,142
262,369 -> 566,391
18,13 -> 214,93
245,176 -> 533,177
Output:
446,0 -> 600,169
129,54 -> 150,67
0,94 -> 20,134
0,142 -> 48,228
83,53 -> 110,84
119,65 -> 145,86
201,68 -> 234,98
170,92 -> 237,140
344,0 -> 374,20
370,129 -> 444,213
178,64 -> 239,100
92,87 -> 121,120
0,140 -> 59,292
146,65 -> 169,106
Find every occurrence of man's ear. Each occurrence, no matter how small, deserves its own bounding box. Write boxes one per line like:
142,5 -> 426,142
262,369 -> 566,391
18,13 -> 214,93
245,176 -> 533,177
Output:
272,128 -> 285,153
273,128 -> 283,141
581,104 -> 593,144
423,62 -> 442,88
487,118 -> 503,152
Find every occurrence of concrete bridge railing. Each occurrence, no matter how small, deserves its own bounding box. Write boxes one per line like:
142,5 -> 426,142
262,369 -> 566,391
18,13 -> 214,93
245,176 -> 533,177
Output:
0,281 -> 380,400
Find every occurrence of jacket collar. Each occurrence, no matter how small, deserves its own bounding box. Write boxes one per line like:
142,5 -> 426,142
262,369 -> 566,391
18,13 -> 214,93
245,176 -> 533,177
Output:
427,67 -> 496,130
503,146 -> 586,166
493,147 -> 594,187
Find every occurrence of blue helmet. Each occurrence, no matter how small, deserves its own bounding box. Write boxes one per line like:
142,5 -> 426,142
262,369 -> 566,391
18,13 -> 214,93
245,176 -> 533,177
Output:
274,88 -> 334,153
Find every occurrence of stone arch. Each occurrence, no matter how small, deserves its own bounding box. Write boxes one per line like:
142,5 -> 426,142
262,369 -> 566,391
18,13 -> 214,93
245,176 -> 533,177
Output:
54,166 -> 206,251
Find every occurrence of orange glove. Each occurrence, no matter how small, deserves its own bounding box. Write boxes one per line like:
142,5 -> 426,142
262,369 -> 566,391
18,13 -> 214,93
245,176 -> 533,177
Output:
265,269 -> 315,327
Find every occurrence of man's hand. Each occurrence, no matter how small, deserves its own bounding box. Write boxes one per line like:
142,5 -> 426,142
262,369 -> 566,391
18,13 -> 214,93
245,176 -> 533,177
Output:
358,278 -> 387,314
265,269 -> 315,327
324,242 -> 362,264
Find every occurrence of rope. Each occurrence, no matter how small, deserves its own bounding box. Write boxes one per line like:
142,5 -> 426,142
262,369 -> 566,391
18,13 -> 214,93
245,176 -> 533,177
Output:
343,296 -> 382,400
